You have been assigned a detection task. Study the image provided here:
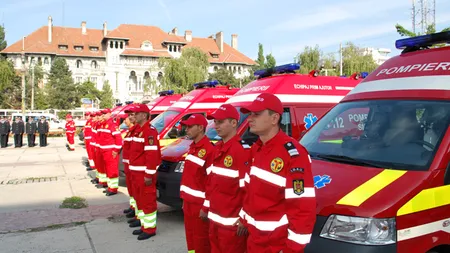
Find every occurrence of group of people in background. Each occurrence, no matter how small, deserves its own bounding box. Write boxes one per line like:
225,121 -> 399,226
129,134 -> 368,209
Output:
0,116 -> 49,148
80,93 -> 315,252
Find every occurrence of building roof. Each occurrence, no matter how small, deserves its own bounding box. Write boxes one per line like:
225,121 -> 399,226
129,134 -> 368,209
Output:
2,22 -> 256,65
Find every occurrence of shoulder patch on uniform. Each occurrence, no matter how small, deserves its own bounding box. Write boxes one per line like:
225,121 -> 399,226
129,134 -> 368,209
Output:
284,142 -> 299,157
240,140 -> 251,149
293,179 -> 304,195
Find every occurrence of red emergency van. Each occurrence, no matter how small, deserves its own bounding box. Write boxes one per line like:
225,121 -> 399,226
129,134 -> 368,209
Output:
156,63 -> 364,208
147,90 -> 182,120
300,32 -> 450,253
150,80 -> 239,148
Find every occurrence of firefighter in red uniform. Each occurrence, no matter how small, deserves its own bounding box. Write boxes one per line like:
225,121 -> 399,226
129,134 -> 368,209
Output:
239,93 -> 316,253
83,112 -> 95,171
127,104 -> 161,240
179,114 -> 214,253
122,107 -> 138,218
97,108 -> 123,196
203,104 -> 251,253
90,111 -> 101,185
95,111 -> 108,189
65,114 -> 76,151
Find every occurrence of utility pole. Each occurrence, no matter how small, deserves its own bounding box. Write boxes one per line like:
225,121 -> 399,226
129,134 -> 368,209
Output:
339,43 -> 343,76
21,36 -> 26,114
31,66 -> 35,110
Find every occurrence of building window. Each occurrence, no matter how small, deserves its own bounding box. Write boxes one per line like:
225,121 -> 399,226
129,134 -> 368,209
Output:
91,60 -> 98,69
44,57 -> 49,65
109,41 -> 113,49
115,41 -> 118,49
90,46 -> 99,52
233,66 -> 237,73
169,45 -> 172,52
58,45 -> 68,50
238,66 -> 242,74
213,66 -> 218,71
90,77 -> 97,83
120,42 -> 124,49
74,46 -> 83,51
76,77 -> 83,83
76,60 -> 83,68
178,45 -> 181,52
129,71 -> 137,91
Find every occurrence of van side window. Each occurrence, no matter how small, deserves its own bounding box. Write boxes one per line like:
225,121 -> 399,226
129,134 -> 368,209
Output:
166,113 -> 206,139
242,108 -> 291,145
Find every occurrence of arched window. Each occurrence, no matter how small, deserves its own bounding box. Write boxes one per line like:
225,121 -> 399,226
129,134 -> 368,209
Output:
37,57 -> 42,66
129,71 -> 137,91
120,42 -> 124,49
233,66 -> 237,73
44,57 -> 49,65
238,66 -> 242,74
115,41 -> 118,49
91,60 -> 98,69
110,41 -> 113,48
157,72 -> 163,86
213,66 -> 218,71
76,60 -> 83,69
178,45 -> 181,52
169,45 -> 172,52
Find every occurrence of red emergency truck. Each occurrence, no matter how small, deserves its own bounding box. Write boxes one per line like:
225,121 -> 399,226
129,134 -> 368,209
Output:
157,63 -> 364,208
147,90 -> 182,120
300,32 -> 450,253
150,80 -> 239,148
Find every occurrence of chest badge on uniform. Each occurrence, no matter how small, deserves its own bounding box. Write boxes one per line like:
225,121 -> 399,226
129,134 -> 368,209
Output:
224,155 -> 233,167
293,179 -> 304,195
198,149 -> 206,158
148,136 -> 154,145
270,157 -> 284,173
105,124 -> 109,128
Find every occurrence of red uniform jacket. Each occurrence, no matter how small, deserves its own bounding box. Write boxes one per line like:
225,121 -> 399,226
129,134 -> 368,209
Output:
240,130 -> 316,252
91,120 -> 100,148
128,121 -> 161,179
203,135 -> 251,227
179,135 -> 214,205
65,120 -> 75,133
84,119 -> 93,141
122,124 -> 139,164
97,118 -> 123,153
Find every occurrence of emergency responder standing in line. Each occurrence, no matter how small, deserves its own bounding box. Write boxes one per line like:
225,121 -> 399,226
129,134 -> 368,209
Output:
202,104 -> 251,253
179,114 -> 214,253
12,116 -> 24,148
0,116 -> 10,148
37,116 -> 49,147
95,111 -> 108,188
239,93 -> 316,253
65,114 -> 76,151
90,111 -> 101,185
83,112 -> 95,171
26,117 -> 37,147
127,104 -> 161,240
98,108 -> 123,196
6,117 -> 12,145
122,107 -> 139,218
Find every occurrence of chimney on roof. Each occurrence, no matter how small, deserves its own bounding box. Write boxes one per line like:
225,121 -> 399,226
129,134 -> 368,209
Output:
215,31 -> 224,53
48,16 -> 53,43
81,21 -> 87,35
103,22 -> 107,37
184,30 -> 192,42
231,34 -> 238,50
170,27 -> 178,35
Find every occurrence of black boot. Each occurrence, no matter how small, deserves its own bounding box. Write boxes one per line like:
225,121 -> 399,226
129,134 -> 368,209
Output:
105,191 -> 117,196
137,232 -> 155,240
126,210 -> 136,218
127,218 -> 137,224
123,208 -> 133,214
95,184 -> 107,188
129,220 -> 141,228
132,229 -> 143,235
86,168 -> 94,171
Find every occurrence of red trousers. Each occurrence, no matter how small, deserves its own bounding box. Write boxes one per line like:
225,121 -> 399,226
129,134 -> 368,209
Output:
66,133 -> 75,150
247,226 -> 298,253
123,163 -> 135,209
95,147 -> 107,185
183,201 -> 210,253
210,222 -> 247,253
132,171 -> 157,234
101,149 -> 119,193
85,139 -> 95,169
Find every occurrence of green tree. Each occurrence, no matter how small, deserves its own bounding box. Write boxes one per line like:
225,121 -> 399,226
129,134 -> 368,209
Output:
99,81 -> 114,108
255,43 -> 265,70
77,80 -> 101,104
296,45 -> 321,74
46,57 -> 79,109
395,23 -> 450,37
208,68 -> 238,86
25,65 -> 45,109
0,25 -> 7,51
0,59 -> 21,108
265,54 -> 276,69
158,47 -> 210,93
241,67 -> 256,85
340,42 -> 378,76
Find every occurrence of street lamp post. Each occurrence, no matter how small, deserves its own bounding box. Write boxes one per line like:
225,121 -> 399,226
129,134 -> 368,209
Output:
21,38 -> 26,114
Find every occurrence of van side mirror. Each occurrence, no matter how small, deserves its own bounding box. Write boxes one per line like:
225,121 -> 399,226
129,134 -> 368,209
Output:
444,160 -> 450,185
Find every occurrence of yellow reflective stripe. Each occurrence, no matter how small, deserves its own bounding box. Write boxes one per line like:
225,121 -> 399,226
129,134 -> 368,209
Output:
159,139 -> 177,147
397,185 -> 450,216
320,139 -> 343,144
188,251 -> 195,253
337,169 -> 407,207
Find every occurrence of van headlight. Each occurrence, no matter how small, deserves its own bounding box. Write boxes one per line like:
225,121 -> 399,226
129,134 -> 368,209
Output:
320,215 -> 396,245
174,161 -> 185,173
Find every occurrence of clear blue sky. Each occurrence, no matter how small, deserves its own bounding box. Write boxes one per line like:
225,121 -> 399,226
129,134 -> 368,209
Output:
2,0 -> 450,64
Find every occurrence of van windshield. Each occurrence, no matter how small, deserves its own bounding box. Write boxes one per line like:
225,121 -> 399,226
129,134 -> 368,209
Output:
151,110 -> 180,133
205,107 -> 249,140
300,100 -> 450,171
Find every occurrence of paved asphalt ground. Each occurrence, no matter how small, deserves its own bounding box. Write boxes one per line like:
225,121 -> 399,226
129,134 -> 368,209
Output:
0,137 -> 187,253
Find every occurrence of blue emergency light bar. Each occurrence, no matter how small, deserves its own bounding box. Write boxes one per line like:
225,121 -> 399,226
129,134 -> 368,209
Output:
361,72 -> 369,78
254,63 -> 300,78
125,101 -> 133,105
115,103 -> 123,107
193,80 -> 219,88
395,31 -> 450,50
158,90 -> 175,96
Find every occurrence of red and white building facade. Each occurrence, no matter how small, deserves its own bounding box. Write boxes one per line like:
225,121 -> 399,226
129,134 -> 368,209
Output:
1,16 -> 255,103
